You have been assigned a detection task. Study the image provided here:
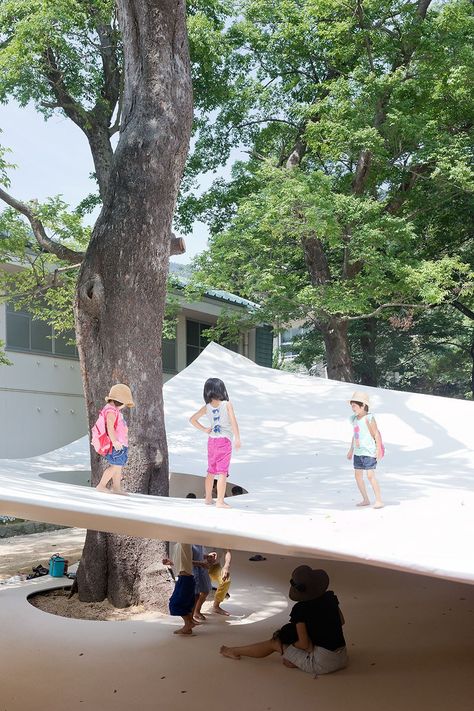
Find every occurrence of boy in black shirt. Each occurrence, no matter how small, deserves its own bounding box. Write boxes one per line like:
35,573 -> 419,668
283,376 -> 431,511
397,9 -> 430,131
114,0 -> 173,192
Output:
220,566 -> 347,676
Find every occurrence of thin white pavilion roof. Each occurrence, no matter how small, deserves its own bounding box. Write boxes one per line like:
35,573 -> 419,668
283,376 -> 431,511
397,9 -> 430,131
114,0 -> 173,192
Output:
0,342 -> 472,583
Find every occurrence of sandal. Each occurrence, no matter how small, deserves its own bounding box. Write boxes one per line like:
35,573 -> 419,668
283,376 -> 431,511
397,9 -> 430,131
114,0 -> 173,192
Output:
32,565 -> 49,576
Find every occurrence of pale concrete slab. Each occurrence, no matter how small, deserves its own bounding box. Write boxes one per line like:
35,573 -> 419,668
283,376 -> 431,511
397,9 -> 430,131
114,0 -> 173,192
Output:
0,552 -> 472,711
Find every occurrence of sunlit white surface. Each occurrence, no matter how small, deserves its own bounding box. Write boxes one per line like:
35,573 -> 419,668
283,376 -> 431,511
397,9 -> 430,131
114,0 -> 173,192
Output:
0,343 -> 473,583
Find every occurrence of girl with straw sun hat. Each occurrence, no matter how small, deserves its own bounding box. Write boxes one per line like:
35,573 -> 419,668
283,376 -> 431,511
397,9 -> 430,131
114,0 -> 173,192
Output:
94,384 -> 134,495
347,390 -> 384,509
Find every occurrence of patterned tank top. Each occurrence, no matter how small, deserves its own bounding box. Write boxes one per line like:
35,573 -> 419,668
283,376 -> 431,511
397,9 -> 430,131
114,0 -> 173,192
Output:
206,401 -> 233,441
350,414 -> 376,456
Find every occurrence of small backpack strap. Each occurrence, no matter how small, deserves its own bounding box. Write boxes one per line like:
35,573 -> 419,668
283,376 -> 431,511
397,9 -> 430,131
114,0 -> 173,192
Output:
364,415 -> 376,440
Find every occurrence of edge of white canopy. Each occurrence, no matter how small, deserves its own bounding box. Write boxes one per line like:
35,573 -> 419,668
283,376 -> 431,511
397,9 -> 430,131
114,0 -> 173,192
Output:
0,342 -> 473,584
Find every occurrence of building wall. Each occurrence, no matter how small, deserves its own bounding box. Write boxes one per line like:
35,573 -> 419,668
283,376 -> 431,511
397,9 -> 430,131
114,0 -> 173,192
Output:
0,348 -> 85,458
0,297 -> 264,458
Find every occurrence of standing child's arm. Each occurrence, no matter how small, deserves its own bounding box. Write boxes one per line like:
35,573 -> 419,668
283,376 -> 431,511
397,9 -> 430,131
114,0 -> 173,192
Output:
346,435 -> 354,460
189,405 -> 212,434
367,417 -> 383,459
221,550 -> 232,581
227,401 -> 241,450
106,412 -> 123,450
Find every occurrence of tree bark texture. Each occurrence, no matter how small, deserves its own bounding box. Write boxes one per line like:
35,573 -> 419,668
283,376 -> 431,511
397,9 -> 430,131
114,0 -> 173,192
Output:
470,331 -> 474,401
302,236 -> 354,381
359,318 -> 377,386
322,318 -> 354,382
74,0 -> 193,607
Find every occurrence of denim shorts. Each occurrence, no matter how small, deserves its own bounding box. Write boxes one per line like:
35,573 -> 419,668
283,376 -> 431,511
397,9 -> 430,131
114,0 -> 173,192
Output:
353,454 -> 377,470
104,446 -> 128,466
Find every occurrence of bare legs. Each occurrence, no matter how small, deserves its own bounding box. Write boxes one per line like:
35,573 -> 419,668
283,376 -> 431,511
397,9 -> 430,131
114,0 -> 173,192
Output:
205,474 -> 214,504
205,473 -> 230,507
355,469 -> 383,508
209,563 -> 231,615
354,469 -> 370,506
193,592 -> 209,621
368,470 -> 384,508
174,613 -> 197,635
216,474 -> 230,508
96,465 -> 126,494
220,638 -> 282,660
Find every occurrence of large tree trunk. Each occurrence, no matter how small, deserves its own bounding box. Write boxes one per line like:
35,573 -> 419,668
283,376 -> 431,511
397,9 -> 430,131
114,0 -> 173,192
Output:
470,330 -> 474,400
321,318 -> 354,381
74,0 -> 193,607
359,317 -> 377,386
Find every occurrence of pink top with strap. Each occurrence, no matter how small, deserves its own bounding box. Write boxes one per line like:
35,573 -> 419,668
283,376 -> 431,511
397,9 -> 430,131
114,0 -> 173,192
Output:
102,404 -> 128,446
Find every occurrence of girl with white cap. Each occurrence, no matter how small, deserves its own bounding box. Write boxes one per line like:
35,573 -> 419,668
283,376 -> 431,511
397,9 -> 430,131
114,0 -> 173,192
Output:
95,383 -> 134,494
347,391 -> 384,509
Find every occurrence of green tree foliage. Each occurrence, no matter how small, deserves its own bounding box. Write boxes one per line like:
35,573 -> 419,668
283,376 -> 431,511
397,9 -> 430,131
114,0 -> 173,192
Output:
0,0 -> 234,352
183,0 -> 474,383
295,308 -> 474,398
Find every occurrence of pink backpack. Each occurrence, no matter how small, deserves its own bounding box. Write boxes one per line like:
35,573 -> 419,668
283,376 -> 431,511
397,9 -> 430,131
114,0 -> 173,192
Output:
91,407 -> 117,455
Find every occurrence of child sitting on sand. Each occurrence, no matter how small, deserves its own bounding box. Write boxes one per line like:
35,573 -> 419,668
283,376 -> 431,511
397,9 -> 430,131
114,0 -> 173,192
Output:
220,566 -> 347,677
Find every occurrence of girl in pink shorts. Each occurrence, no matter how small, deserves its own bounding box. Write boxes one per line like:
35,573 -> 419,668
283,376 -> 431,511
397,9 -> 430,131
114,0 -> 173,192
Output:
189,378 -> 241,508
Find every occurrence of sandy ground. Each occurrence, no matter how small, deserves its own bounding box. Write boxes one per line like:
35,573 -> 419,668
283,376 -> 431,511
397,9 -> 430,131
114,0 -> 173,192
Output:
0,547 -> 473,711
28,587 -> 167,621
0,528 -> 171,621
0,527 -> 86,578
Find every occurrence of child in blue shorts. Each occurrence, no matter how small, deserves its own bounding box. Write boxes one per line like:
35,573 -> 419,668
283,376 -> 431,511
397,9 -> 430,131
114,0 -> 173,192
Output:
346,391 -> 384,509
95,383 -> 134,495
163,543 -> 196,635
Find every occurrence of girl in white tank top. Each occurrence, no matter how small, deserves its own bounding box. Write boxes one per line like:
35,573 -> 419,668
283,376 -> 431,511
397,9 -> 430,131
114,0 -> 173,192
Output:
189,378 -> 241,508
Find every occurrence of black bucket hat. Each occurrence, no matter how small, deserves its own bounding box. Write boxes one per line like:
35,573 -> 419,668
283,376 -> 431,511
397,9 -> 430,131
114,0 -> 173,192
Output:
289,566 -> 329,602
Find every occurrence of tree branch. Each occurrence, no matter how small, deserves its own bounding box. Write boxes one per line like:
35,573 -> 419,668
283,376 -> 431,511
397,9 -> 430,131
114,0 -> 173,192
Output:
42,46 -> 115,198
355,0 -> 376,73
417,0 -> 434,19
1,185 -> 185,262
452,300 -> 474,321
42,47 -> 90,130
301,234 -> 331,285
170,235 -> 186,256
343,302 -> 435,321
0,187 -> 85,264
286,139 -> 307,168
352,149 -> 372,195
385,163 -> 433,214
94,22 -> 121,114
233,117 -> 300,132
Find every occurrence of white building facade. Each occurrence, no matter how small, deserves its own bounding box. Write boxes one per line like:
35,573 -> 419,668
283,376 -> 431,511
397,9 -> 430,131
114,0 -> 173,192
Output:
0,279 -> 272,458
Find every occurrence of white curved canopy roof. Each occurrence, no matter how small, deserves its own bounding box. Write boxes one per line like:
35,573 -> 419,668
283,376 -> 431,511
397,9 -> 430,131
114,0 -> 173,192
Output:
0,342 -> 473,583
